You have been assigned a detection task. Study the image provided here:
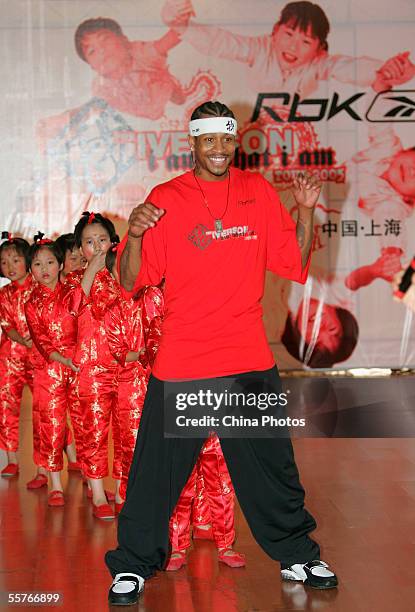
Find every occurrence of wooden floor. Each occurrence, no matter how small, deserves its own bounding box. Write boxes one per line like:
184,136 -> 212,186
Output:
1,387 -> 415,611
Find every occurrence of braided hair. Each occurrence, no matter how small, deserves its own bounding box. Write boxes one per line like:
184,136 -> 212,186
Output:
190,101 -> 235,121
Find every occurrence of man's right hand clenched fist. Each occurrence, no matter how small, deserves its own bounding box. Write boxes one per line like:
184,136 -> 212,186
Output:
127,202 -> 165,239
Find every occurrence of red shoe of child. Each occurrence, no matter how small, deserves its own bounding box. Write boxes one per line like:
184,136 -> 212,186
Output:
26,474 -> 48,489
92,503 -> 115,521
218,549 -> 246,568
115,501 -> 124,515
165,551 -> 187,571
48,490 -> 65,507
1,463 -> 19,478
67,461 -> 82,472
192,524 -> 214,540
87,488 -> 115,502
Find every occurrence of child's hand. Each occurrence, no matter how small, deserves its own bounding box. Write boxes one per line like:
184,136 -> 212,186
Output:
61,357 -> 79,372
125,350 -> 145,363
161,0 -> 195,31
65,358 -> 79,373
374,247 -> 402,282
88,249 -> 106,273
23,335 -> 32,349
374,52 -> 415,91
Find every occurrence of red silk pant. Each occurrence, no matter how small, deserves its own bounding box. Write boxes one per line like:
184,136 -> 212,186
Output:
31,381 -> 41,466
78,364 -> 121,480
117,367 -> 147,500
0,355 -> 33,452
191,466 -> 212,526
35,362 -> 81,472
169,433 -> 235,551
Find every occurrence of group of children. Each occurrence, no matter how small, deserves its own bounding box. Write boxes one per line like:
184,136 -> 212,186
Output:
0,212 -> 245,569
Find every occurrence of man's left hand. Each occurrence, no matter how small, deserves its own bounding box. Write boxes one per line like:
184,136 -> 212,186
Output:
291,172 -> 322,210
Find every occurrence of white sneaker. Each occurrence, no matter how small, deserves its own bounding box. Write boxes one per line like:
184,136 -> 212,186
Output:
108,573 -> 144,605
281,560 -> 338,589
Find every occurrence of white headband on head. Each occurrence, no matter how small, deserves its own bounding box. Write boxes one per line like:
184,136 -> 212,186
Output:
189,117 -> 237,136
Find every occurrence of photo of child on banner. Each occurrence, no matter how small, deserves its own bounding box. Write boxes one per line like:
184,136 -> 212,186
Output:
163,0 -> 414,96
26,7 -> 221,234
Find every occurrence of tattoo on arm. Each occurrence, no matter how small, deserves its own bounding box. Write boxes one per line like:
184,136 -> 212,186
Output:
296,215 -> 314,268
296,220 -> 305,249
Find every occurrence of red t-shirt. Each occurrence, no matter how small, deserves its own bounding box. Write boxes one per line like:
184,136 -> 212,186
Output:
124,168 -> 309,380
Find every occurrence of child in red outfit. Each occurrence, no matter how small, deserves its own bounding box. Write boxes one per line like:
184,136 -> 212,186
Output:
0,236 -> 38,479
25,234 -> 83,506
167,432 -> 245,570
67,212 -> 122,520
104,251 -> 163,512
55,233 -> 86,282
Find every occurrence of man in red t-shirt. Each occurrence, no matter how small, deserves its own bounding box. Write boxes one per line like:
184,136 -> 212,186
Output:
106,101 -> 338,604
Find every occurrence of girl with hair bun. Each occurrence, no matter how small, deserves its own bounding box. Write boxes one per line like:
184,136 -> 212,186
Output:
67,212 -> 122,520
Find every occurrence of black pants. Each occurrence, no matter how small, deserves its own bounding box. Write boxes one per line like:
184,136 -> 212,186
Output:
105,367 -> 320,579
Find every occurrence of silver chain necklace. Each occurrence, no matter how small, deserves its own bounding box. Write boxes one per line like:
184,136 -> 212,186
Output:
193,170 -> 230,233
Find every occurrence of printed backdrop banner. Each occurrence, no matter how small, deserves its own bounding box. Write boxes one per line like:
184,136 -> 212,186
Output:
1,0 -> 415,369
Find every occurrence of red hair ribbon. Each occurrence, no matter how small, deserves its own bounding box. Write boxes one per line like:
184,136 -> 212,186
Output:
1,231 -> 13,242
34,231 -> 52,245
87,212 -> 96,224
111,243 -> 119,253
